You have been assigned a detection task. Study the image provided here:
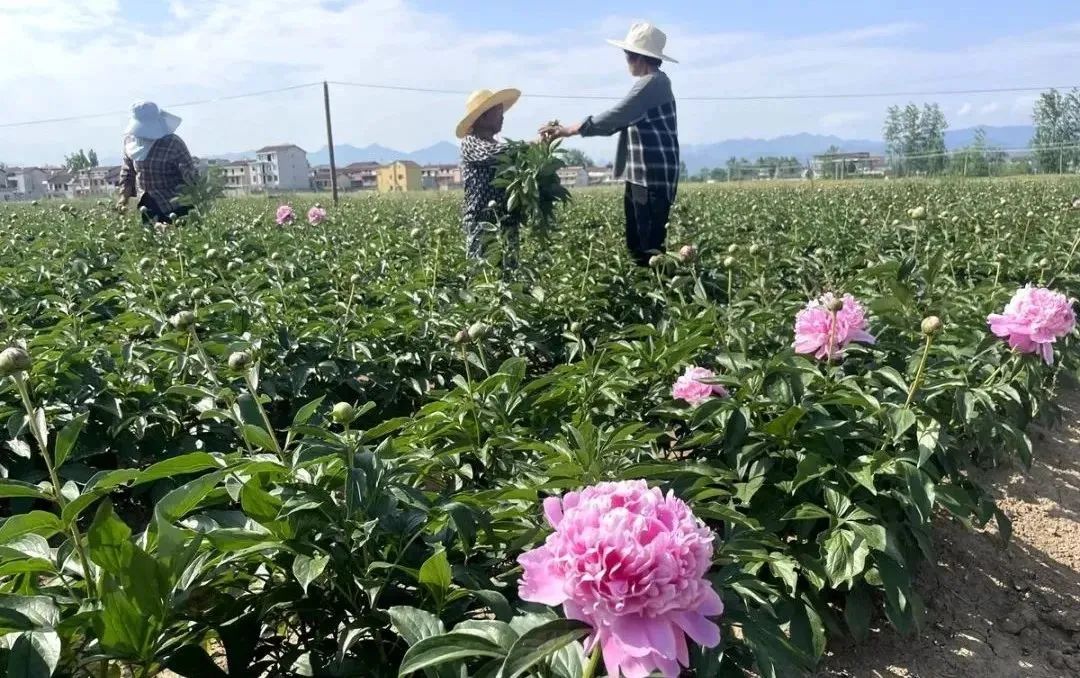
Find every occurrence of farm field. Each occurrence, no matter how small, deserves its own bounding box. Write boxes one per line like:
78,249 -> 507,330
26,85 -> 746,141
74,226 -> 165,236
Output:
1,178 -> 1079,677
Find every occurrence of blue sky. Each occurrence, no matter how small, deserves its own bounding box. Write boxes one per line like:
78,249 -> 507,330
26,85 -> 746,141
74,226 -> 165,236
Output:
2,0 -> 1079,165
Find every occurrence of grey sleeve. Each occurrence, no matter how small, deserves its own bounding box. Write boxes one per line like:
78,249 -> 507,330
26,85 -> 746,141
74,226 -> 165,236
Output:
579,74 -> 668,137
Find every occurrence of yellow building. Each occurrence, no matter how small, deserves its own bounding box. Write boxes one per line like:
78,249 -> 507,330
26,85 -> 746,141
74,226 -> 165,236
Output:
377,161 -> 422,193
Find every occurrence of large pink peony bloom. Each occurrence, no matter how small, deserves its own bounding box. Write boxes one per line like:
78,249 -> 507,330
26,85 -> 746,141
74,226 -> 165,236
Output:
793,293 -> 875,360
672,366 -> 729,406
275,204 -> 295,225
518,480 -> 723,678
307,205 -> 327,225
988,285 -> 1076,365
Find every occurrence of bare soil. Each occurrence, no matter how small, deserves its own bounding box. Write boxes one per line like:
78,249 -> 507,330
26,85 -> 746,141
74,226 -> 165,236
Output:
817,389 -> 1080,677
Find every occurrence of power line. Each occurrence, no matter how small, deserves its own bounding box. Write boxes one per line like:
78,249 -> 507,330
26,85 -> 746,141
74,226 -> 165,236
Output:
331,80 -> 1078,102
2,80 -> 1077,129
0,82 -> 322,129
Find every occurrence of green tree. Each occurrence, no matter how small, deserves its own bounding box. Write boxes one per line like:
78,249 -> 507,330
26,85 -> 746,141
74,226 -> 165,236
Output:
562,148 -> 594,168
87,149 -> 99,168
65,149 -> 95,171
1031,88 -> 1080,173
883,103 -> 948,176
679,161 -> 688,180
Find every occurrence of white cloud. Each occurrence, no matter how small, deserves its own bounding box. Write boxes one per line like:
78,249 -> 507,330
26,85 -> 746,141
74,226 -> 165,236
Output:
957,103 -> 973,116
1,1 -> 1077,165
979,102 -> 1001,115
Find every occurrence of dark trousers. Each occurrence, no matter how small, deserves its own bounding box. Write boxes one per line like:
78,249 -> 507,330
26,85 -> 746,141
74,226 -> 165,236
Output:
623,182 -> 672,266
138,194 -> 189,225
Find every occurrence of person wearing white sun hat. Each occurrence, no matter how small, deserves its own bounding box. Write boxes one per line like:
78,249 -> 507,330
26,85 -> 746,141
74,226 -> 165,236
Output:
116,100 -> 196,224
541,22 -> 679,266
458,88 -> 522,270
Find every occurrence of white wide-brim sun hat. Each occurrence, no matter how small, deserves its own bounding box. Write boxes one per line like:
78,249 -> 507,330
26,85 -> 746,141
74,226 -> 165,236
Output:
124,100 -> 182,140
607,22 -> 678,63
455,88 -> 521,139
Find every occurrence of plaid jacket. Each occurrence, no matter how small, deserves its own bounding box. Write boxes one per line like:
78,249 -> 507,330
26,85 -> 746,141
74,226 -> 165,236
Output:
580,71 -> 679,201
118,134 -> 196,214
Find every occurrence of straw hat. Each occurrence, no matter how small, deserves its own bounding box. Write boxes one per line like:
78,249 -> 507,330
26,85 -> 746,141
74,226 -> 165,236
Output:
606,22 -> 678,63
455,88 -> 521,139
124,101 -> 182,140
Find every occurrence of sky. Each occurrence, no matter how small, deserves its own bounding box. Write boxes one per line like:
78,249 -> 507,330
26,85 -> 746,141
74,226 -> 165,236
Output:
2,0 -> 1079,165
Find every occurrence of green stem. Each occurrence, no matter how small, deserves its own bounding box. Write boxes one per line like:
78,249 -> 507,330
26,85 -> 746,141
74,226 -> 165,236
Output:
11,373 -> 97,599
188,327 -> 221,386
460,346 -> 482,450
244,371 -> 286,465
579,240 -> 594,296
582,644 -> 603,678
904,334 -> 934,408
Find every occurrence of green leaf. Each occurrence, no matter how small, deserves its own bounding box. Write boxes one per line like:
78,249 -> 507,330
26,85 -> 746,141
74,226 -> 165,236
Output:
767,555 -> 799,596
781,504 -> 832,522
791,454 -> 829,493
499,619 -> 591,678
0,480 -> 50,501
418,549 -> 452,602
8,630 -> 61,678
240,479 -> 281,523
241,424 -> 278,453
902,464 -> 935,523
887,407 -> 917,440
134,453 -> 223,486
762,406 -> 805,439
292,553 -> 329,595
398,632 -> 505,676
389,606 -> 446,647
0,512 -> 63,544
292,396 -> 326,427
823,528 -> 859,588
53,412 -> 87,470
29,409 -> 48,459
87,501 -> 132,573
916,417 -> 941,467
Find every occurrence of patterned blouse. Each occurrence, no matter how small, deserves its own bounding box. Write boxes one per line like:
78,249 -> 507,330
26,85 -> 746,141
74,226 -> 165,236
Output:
118,134 -> 197,215
460,135 -> 516,229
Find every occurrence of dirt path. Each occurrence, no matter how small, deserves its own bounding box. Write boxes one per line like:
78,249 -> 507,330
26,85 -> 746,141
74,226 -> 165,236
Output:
818,389 -> 1080,677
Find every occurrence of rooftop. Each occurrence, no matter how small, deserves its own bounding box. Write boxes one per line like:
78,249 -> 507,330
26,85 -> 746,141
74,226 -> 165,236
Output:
257,144 -> 307,153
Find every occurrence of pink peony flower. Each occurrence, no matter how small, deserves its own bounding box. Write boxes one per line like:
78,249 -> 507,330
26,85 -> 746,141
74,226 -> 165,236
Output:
672,366 -> 728,406
275,204 -> 295,225
307,205 -> 327,225
793,292 -> 875,360
987,284 -> 1076,365
518,480 -> 723,678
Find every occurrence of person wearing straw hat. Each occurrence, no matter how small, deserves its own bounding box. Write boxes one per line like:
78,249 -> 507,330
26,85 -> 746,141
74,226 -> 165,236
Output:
116,100 -> 197,224
541,22 -> 679,266
457,88 -> 522,270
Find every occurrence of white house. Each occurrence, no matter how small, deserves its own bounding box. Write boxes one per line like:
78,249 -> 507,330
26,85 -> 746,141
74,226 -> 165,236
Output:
253,144 -> 311,191
220,160 -> 254,195
557,166 -> 589,188
586,166 -> 615,185
2,167 -> 48,199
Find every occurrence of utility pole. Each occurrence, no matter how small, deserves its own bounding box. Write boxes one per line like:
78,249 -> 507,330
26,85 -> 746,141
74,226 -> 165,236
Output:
323,81 -> 339,206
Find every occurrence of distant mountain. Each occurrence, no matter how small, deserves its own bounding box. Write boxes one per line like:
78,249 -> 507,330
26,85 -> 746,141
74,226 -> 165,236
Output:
677,125 -> 1035,173
307,141 -> 459,167
176,124 -> 1039,175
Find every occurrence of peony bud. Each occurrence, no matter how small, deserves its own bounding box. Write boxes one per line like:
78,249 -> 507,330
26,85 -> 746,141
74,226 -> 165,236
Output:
170,311 -> 195,330
453,328 -> 470,345
331,402 -> 355,424
813,248 -> 825,258
569,321 -> 581,333
826,297 -> 845,313
678,244 -> 697,262
409,228 -> 422,239
0,346 -> 31,376
350,273 -> 362,284
648,254 -> 665,268
467,322 -> 489,341
722,256 -> 736,269
1038,257 -> 1050,268
748,243 -> 762,256
859,218 -> 869,227
921,316 -> 943,336
727,244 -> 738,254
908,206 -> 926,221
228,351 -> 251,370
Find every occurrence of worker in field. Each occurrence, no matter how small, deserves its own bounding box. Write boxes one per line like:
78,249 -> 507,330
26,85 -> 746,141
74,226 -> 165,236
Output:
115,101 -> 196,224
457,88 -> 523,271
540,22 -> 679,267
